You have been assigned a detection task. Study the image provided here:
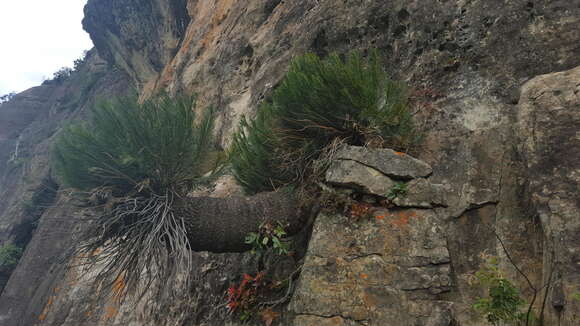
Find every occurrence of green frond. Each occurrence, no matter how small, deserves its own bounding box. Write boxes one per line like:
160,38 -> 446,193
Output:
52,94 -> 214,197
231,50 -> 419,194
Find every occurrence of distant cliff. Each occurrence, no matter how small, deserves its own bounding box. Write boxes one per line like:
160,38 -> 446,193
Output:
0,0 -> 578,325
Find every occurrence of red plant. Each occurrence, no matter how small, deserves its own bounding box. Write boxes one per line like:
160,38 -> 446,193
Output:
226,272 -> 265,313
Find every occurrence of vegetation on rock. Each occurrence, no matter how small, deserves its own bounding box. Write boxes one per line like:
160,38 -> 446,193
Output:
472,255 -> 529,325
52,94 -> 302,302
0,243 -> 22,268
230,51 -> 418,195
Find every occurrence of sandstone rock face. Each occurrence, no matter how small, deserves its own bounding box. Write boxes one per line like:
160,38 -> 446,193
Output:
84,0 -> 579,148
293,148 -> 455,325
0,0 -> 578,325
333,146 -> 433,179
517,66 -> 580,326
291,211 -> 453,326
0,52 -> 132,326
82,0 -> 189,88
326,146 -> 447,208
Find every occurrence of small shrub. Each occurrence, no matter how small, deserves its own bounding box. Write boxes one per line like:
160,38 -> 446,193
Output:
52,67 -> 73,83
230,50 -> 418,194
349,202 -> 373,221
387,182 -> 407,201
245,221 -> 290,256
0,243 -> 23,268
0,92 -> 16,104
471,256 -> 528,325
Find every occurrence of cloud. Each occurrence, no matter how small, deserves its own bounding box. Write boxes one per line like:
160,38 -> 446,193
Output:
0,1 -> 94,94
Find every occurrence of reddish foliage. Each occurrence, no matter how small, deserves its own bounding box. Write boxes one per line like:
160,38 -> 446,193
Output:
226,272 -> 266,313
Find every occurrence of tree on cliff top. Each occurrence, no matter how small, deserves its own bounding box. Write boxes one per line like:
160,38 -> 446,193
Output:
53,94 -> 301,300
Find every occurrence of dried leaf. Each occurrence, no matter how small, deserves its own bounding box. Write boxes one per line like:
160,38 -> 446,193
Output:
260,308 -> 280,326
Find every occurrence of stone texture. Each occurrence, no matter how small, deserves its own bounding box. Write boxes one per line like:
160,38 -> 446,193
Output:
325,160 -> 396,196
0,0 -> 578,325
0,52 -> 133,326
290,211 -> 453,325
517,65 -> 580,326
392,178 -> 449,208
334,146 -> 433,180
82,0 -> 189,89
325,150 -> 448,208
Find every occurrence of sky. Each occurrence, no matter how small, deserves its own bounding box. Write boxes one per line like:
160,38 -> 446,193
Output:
0,1 -> 94,95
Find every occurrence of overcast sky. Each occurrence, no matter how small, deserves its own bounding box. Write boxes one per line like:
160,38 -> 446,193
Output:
0,1 -> 93,95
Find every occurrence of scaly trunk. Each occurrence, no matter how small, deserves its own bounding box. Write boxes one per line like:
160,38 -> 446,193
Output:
175,191 -> 303,252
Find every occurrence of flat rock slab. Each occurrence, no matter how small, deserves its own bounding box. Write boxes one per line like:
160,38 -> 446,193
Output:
325,160 -> 396,196
334,146 -> 432,179
326,153 -> 447,207
393,178 -> 449,208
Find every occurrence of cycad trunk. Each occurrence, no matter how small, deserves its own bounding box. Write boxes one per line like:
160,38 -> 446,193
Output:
176,191 -> 303,252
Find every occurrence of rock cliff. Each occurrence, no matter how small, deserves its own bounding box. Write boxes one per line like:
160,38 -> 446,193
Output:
0,0 -> 578,325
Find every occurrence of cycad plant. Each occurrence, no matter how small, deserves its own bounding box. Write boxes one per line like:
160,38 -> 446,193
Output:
54,95 -> 213,196
53,94 -> 214,301
230,50 -> 418,194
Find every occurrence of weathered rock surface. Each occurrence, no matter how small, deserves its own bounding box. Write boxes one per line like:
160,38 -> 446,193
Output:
290,210 -> 452,325
333,146 -> 433,179
82,0 -> 189,88
326,159 -> 396,196
326,146 -> 448,208
392,178 -> 449,208
0,51 -> 132,325
517,65 -> 580,326
0,0 -> 578,325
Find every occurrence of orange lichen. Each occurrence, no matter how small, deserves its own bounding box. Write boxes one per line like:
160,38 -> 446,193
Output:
374,214 -> 386,220
111,274 -> 126,303
390,210 -> 418,227
38,295 -> 55,321
394,151 -> 406,156
359,273 -> 369,279
104,306 -> 119,320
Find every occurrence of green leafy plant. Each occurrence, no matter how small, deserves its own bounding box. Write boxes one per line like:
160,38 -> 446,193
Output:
230,50 -> 418,194
472,256 -> 528,325
387,182 -> 407,201
53,94 -> 214,195
52,94 -> 215,301
245,221 -> 290,256
0,242 -> 23,268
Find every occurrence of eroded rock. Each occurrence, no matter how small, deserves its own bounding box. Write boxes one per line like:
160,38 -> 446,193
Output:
392,178 -> 449,208
325,159 -> 396,196
290,210 -> 452,325
517,65 -> 580,326
334,146 -> 433,179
